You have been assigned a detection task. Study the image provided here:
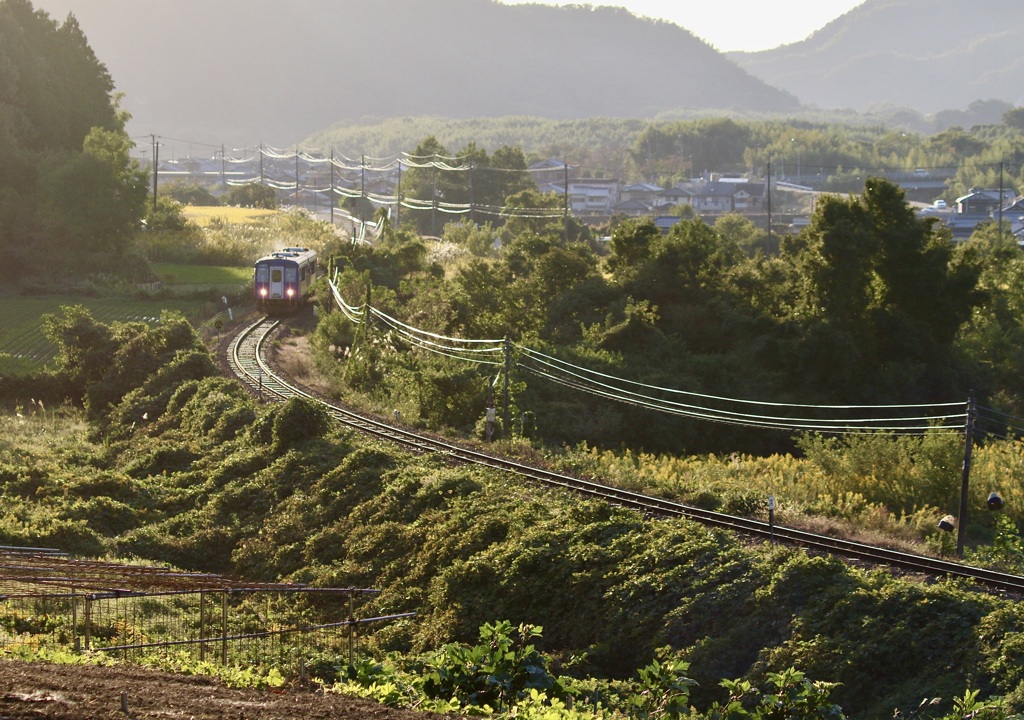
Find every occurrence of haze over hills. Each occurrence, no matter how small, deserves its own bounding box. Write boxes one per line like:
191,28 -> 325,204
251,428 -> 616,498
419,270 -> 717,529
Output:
25,0 -> 1024,148
728,0 -> 1024,114
28,0 -> 797,145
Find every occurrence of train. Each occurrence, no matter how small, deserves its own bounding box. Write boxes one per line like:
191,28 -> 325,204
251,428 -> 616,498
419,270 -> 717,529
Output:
253,247 -> 319,313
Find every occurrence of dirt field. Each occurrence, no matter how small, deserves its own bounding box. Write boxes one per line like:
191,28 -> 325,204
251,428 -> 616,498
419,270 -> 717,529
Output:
0,659 -> 442,719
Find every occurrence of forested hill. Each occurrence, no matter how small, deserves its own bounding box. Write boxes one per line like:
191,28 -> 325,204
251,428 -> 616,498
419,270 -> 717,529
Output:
27,0 -> 798,143
729,0 -> 1024,114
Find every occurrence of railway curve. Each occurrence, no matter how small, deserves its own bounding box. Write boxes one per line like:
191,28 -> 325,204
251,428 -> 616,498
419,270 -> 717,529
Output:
228,316 -> 1024,595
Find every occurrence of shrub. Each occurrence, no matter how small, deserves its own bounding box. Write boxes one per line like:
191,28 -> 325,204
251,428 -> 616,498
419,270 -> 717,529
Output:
269,398 -> 331,453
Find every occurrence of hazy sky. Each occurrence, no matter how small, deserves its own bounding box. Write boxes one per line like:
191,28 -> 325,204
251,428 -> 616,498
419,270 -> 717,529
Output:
499,0 -> 867,52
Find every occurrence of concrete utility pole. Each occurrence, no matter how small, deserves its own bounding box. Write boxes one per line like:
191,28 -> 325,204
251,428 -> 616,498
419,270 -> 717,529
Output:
957,390 -> 976,557
151,135 -> 159,213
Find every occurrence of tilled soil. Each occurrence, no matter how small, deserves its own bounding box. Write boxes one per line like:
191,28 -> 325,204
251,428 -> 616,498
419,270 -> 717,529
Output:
0,660 -> 442,720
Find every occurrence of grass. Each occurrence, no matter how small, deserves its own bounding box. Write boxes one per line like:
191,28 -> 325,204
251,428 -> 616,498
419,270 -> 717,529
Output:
151,263 -> 252,287
183,206 -> 279,227
0,296 -> 220,377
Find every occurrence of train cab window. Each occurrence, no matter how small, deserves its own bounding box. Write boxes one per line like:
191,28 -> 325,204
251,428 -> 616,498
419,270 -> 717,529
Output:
256,266 -> 269,282
271,269 -> 282,283
285,267 -> 298,282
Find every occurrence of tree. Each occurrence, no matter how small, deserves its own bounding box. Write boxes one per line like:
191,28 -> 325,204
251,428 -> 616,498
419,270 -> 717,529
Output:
787,178 -> 982,400
501,188 -> 564,240
167,182 -> 220,206
1003,107 -> 1024,131
0,0 -> 143,276
794,193 -> 877,326
43,124 -> 148,259
607,217 -> 659,282
402,136 -> 450,236
714,213 -> 769,256
224,183 -> 277,209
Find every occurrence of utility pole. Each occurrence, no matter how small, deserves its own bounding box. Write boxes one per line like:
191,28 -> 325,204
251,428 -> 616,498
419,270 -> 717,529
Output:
431,160 -> 438,237
503,335 -> 511,439
468,161 -> 474,227
563,157 -> 570,242
766,160 -> 772,253
957,390 -> 976,557
220,144 -> 226,193
330,149 -> 335,225
396,160 -> 402,230
999,160 -> 1004,246
151,135 -> 159,213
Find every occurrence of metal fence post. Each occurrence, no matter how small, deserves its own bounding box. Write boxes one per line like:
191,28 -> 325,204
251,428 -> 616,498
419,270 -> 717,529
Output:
199,590 -> 206,662
83,596 -> 92,651
221,591 -> 229,665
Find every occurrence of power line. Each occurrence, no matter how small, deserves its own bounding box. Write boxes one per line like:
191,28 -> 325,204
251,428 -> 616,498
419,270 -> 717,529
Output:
327,279 -> 969,436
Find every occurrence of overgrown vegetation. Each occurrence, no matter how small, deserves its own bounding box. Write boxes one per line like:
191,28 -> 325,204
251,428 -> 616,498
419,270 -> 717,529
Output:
4,311 -> 1024,717
9,2 -> 1024,716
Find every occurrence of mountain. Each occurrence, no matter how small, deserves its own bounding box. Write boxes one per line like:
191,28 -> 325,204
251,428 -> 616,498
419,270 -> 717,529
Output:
728,0 -> 1024,114
27,0 -> 798,145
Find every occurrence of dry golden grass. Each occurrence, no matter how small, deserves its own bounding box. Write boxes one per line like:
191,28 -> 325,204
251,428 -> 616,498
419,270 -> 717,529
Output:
183,205 -> 280,227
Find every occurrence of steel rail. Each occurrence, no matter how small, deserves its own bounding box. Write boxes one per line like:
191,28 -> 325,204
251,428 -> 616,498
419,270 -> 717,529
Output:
228,318 -> 1024,594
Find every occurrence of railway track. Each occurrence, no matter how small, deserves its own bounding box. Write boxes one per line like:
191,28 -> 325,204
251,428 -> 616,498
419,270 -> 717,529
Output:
229,316 -> 1024,595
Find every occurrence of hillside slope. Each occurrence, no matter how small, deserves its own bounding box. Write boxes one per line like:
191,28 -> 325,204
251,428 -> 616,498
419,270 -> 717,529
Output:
28,0 -> 798,144
729,0 -> 1024,113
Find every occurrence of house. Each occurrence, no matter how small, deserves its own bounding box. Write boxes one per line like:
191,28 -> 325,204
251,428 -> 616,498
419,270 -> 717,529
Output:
665,177 -> 765,215
692,183 -> 731,213
529,158 -> 574,187
655,186 -> 694,211
610,199 -> 654,217
620,183 -> 663,207
956,188 -> 1015,215
568,178 -> 621,215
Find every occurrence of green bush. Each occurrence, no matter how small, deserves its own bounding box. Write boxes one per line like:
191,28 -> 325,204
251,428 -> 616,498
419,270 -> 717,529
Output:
269,398 -> 331,453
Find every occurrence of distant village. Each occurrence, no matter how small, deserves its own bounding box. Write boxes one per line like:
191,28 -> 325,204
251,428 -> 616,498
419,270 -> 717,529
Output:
151,152 -> 1024,243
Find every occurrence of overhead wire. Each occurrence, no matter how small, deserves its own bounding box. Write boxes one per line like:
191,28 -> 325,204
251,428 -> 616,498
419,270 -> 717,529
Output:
517,353 -> 964,433
326,284 -> 968,436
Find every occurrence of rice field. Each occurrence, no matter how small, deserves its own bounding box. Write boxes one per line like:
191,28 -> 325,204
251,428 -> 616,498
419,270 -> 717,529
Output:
183,205 -> 279,227
0,296 -> 219,376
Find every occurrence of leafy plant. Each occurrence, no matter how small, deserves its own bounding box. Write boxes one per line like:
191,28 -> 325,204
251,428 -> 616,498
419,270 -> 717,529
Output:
421,620 -> 566,711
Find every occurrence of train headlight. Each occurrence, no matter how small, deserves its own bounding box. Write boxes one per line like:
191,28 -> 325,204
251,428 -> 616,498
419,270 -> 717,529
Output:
286,288 -> 295,297
259,288 -> 268,297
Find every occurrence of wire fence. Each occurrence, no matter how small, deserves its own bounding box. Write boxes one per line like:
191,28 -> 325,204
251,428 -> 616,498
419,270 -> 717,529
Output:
0,549 -> 412,668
